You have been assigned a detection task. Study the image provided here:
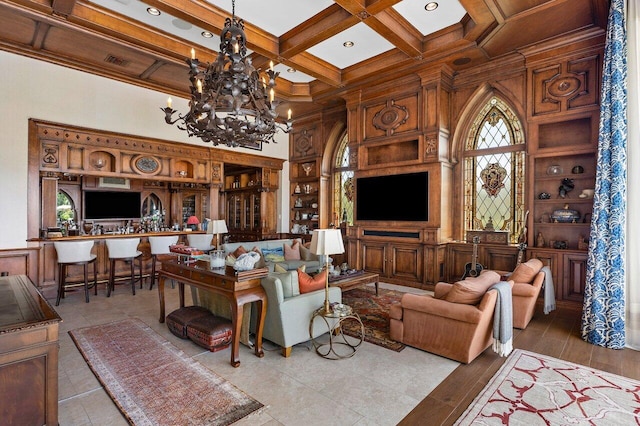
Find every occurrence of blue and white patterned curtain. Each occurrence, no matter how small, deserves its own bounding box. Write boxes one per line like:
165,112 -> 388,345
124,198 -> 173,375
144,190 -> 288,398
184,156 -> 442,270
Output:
581,0 -> 628,349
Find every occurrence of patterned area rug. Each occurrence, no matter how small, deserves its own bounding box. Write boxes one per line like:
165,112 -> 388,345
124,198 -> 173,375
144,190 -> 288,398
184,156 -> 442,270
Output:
69,318 -> 263,426
341,288 -> 405,352
455,349 -> 640,425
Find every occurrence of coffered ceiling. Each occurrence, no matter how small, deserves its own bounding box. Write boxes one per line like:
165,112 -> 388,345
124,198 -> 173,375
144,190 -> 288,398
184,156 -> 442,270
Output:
0,0 -> 608,117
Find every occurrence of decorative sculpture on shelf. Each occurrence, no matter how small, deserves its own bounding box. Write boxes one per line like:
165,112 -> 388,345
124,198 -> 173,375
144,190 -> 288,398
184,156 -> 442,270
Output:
558,178 -> 574,198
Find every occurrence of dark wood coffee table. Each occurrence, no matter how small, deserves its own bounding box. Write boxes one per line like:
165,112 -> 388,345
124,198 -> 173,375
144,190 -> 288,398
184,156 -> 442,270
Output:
329,271 -> 379,296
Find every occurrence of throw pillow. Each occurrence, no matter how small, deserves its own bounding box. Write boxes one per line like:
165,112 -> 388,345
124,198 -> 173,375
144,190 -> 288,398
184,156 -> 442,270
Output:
298,268 -> 327,294
284,241 -> 301,260
232,245 -> 247,258
299,243 -> 316,261
271,271 -> 300,298
444,270 -> 501,305
510,258 -> 544,283
261,246 -> 286,263
250,247 -> 267,269
225,253 -> 236,266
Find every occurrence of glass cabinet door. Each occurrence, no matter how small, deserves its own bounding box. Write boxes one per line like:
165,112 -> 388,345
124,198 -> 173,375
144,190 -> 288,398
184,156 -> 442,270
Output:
253,193 -> 261,229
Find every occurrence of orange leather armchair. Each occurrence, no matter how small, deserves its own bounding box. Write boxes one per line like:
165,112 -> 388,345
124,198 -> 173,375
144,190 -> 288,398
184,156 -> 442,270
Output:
509,258 -> 544,329
389,271 -> 501,364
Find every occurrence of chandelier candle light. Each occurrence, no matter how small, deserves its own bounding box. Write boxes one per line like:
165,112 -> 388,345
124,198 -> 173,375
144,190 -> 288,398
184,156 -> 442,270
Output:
161,0 -> 292,147
310,229 -> 345,315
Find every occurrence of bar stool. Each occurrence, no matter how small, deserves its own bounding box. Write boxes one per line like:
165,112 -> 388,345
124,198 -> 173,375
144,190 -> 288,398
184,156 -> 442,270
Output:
187,234 -> 214,253
148,235 -> 179,290
105,238 -> 142,297
54,240 -> 97,306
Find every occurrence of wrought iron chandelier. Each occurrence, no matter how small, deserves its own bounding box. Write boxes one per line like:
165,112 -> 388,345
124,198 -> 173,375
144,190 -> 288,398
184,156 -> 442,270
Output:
161,0 -> 291,147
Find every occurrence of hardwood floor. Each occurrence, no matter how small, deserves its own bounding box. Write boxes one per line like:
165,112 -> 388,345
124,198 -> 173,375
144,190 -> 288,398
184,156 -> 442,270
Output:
399,302 -> 640,425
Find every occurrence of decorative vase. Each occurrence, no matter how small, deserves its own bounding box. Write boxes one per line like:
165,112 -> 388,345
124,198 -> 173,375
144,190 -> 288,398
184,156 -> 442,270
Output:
551,204 -> 581,223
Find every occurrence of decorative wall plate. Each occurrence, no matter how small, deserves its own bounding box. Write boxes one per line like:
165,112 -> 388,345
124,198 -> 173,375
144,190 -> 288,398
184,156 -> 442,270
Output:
133,156 -> 160,175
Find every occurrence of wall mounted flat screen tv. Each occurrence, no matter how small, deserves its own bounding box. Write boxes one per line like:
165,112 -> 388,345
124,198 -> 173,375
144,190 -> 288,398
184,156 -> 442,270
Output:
356,172 -> 428,221
84,191 -> 141,220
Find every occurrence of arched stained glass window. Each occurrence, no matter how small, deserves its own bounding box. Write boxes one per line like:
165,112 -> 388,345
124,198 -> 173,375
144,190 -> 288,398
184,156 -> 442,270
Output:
332,133 -> 354,226
463,97 -> 526,242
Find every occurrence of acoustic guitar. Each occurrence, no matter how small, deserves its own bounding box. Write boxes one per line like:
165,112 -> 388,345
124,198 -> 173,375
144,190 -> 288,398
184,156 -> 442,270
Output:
462,236 -> 484,279
516,242 -> 527,265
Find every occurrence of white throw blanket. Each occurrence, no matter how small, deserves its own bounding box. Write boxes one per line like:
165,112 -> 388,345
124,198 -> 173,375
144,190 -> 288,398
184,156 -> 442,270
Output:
489,281 -> 513,357
541,266 -> 556,315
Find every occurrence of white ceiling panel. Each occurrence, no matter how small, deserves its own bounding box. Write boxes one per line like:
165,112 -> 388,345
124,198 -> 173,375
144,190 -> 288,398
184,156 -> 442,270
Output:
205,0 -> 335,36
306,22 -> 395,70
393,0 -> 467,35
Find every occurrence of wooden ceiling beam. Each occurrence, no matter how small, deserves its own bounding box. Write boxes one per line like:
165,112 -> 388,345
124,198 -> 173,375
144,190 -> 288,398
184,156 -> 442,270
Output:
279,4 -> 357,58
51,0 -> 76,17
366,9 -> 422,58
143,0 -> 279,59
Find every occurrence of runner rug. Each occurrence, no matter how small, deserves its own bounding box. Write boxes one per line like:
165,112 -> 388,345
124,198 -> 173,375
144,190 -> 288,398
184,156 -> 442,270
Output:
69,317 -> 263,426
455,349 -> 640,425
341,288 -> 406,352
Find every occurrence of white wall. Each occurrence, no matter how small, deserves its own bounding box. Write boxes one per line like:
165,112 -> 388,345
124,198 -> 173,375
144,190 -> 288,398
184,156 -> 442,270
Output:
0,51 -> 290,249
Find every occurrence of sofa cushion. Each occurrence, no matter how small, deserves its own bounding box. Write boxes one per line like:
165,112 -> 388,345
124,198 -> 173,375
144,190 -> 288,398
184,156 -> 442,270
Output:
299,243 -> 315,261
271,270 -> 300,298
232,245 -> 247,258
444,270 -> 501,305
274,263 -> 305,273
261,246 -> 286,263
510,258 -> 544,283
284,241 -> 301,260
298,268 -> 327,294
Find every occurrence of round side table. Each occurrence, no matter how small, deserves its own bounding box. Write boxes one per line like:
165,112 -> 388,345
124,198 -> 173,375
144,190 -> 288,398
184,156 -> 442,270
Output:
309,304 -> 364,359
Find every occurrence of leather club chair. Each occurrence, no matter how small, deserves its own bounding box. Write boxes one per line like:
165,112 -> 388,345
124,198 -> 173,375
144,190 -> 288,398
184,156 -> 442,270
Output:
508,258 -> 545,329
389,270 -> 502,364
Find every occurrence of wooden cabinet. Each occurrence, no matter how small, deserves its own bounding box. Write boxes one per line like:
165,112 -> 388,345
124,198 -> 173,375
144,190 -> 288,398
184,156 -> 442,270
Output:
528,248 -> 587,304
223,166 -> 279,242
0,275 -> 61,425
360,240 -> 423,285
445,242 -> 520,282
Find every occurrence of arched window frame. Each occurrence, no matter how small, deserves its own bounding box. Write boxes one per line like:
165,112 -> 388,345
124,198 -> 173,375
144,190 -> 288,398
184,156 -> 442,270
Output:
463,97 -> 526,243
331,132 -> 354,226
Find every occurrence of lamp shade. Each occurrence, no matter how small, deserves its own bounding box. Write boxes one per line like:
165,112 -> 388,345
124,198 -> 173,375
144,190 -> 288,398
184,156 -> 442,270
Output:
209,219 -> 228,234
310,229 -> 344,256
186,215 -> 200,225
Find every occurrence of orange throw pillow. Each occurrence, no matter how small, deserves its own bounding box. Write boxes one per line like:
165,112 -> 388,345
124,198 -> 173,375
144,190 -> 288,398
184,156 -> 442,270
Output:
232,245 -> 247,258
297,268 -> 327,294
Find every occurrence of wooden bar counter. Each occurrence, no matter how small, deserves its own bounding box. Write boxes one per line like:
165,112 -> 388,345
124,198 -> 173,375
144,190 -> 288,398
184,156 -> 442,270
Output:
29,230 -> 204,298
0,275 -> 62,425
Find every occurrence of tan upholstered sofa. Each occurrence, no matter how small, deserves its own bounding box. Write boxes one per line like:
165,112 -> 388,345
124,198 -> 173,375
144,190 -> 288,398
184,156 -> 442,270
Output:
389,270 -> 503,364
509,258 -> 544,329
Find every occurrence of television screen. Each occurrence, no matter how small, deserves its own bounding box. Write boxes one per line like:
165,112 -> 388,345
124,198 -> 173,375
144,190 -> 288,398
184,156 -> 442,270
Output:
356,172 -> 428,221
84,191 -> 141,220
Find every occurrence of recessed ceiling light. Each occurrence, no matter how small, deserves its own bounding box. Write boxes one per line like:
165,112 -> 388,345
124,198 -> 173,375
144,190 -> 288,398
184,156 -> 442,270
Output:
425,2 -> 439,11
146,7 -> 161,16
343,41 -> 354,48
201,31 -> 213,38
287,68 -> 296,73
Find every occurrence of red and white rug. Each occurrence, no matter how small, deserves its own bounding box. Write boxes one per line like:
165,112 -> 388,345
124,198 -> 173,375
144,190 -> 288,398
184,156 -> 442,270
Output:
455,349 -> 640,425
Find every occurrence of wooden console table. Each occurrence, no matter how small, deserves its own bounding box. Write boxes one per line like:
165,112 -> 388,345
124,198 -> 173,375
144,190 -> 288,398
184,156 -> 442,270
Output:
0,275 -> 62,425
157,259 -> 268,367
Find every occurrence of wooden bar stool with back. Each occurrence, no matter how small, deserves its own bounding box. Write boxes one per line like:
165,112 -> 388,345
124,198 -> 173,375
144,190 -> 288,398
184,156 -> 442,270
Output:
53,240 -> 98,305
105,237 -> 143,297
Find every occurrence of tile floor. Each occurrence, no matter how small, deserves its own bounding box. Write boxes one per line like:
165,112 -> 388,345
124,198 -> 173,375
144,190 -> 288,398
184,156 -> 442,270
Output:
54,281 -> 458,425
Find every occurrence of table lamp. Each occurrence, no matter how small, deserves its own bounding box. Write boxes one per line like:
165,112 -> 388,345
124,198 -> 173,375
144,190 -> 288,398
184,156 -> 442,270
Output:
208,219 -> 228,268
310,229 -> 345,314
186,215 -> 199,231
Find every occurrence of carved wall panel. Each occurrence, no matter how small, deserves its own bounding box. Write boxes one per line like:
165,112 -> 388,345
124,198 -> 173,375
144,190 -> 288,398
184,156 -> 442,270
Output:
363,93 -> 419,141
291,128 -> 317,160
531,55 -> 599,117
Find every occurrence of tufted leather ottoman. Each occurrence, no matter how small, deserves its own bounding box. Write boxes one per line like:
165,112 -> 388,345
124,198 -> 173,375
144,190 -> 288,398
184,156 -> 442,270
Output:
166,306 -> 213,339
187,315 -> 233,352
